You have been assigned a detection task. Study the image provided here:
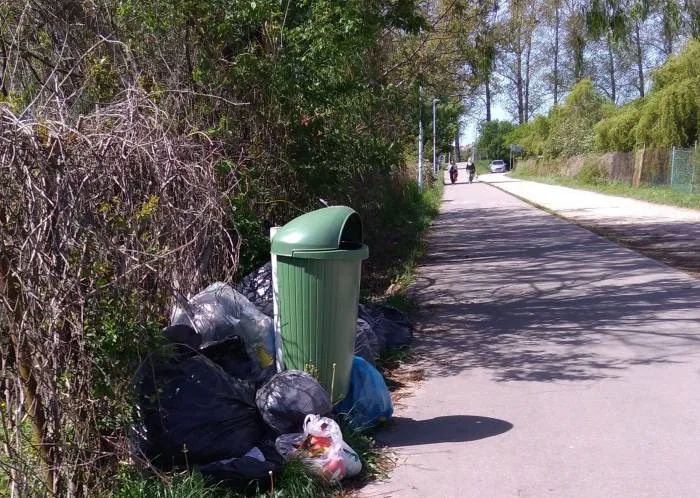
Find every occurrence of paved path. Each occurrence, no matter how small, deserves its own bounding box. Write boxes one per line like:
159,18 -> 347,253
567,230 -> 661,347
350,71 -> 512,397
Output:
480,173 -> 700,276
362,173 -> 700,498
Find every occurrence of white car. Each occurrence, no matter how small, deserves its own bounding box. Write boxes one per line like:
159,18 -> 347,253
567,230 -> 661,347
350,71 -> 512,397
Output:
489,159 -> 507,173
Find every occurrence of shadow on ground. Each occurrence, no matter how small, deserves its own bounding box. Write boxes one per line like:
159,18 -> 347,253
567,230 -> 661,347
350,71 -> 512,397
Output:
408,199 -> 700,383
376,415 -> 513,447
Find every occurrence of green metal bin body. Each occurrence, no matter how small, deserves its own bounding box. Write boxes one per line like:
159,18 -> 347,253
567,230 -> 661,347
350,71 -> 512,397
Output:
271,206 -> 368,402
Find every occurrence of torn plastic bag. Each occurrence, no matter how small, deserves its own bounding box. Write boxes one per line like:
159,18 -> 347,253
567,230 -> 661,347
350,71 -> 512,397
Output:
275,415 -> 361,481
170,282 -> 276,382
195,442 -> 284,492
234,262 -> 273,317
256,370 -> 333,434
161,325 -> 261,382
354,317 -> 380,365
335,356 -> 393,430
134,351 -> 264,468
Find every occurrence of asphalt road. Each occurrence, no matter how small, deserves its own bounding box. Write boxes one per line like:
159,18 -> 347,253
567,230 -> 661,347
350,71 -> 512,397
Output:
361,173 -> 700,498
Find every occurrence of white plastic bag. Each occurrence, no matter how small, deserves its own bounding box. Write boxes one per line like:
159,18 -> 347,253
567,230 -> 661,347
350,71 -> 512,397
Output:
274,414 -> 361,481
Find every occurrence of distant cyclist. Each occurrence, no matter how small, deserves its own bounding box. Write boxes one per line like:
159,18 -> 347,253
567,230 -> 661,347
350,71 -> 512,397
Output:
465,159 -> 476,183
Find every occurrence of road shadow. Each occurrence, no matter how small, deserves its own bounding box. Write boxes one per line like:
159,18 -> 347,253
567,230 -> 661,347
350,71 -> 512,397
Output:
407,186 -> 700,383
375,415 -> 513,447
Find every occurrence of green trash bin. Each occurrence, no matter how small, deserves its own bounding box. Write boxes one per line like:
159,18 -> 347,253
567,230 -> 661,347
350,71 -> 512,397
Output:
271,206 -> 369,402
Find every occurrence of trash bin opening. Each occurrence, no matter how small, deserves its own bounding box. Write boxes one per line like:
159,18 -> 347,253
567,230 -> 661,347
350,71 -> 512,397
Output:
339,212 -> 362,248
338,241 -> 363,250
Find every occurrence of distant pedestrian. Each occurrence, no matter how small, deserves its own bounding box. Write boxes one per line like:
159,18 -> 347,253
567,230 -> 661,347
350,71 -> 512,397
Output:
449,160 -> 458,184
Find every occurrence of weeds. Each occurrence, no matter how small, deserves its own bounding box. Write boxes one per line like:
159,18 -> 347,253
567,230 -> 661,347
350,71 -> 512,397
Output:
114,470 -> 233,498
270,459 -> 327,498
366,175 -> 443,297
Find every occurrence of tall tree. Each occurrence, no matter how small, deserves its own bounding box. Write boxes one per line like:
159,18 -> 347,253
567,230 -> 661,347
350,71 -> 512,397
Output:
497,0 -> 539,124
566,5 -> 588,82
586,0 -> 653,97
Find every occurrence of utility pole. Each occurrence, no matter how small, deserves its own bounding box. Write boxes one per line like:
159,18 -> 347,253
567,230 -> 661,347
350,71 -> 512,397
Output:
432,99 -> 439,174
418,85 -> 423,192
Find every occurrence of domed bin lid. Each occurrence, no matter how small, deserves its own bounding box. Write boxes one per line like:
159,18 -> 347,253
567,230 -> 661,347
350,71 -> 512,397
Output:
271,206 -> 369,260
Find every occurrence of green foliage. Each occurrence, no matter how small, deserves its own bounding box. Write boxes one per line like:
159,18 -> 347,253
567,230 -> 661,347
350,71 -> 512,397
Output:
83,288 -> 163,431
229,193 -> 271,279
1,1 -> 457,495
361,171 -> 443,295
595,39 -> 700,150
86,57 -> 122,102
429,98 -> 465,156
594,100 -> 643,151
545,79 -> 610,158
505,115 -> 550,157
477,120 -> 515,160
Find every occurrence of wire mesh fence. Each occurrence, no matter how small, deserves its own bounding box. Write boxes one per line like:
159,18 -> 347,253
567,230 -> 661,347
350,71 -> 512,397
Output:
669,146 -> 700,193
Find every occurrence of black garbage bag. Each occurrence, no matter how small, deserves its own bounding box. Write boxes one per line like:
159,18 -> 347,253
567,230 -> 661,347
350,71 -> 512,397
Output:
361,304 -> 413,349
135,351 -> 264,468
195,442 -> 284,493
235,262 -> 273,317
354,317 -> 380,365
201,334 -> 259,382
358,304 -> 386,353
255,370 -> 333,434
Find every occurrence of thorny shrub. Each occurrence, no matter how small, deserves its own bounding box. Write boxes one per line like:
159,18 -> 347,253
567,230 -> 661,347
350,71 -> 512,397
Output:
0,89 -> 239,496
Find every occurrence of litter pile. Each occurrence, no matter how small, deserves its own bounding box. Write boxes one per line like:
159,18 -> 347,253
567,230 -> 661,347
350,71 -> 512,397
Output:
133,264 -> 412,492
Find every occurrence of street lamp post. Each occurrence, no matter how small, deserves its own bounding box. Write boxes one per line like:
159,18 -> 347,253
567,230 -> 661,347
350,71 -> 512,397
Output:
418,86 -> 423,192
432,98 -> 439,174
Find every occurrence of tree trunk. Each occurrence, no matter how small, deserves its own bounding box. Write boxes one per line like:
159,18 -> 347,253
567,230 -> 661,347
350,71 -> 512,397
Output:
524,36 -> 532,123
634,20 -> 645,97
607,36 -> 616,103
454,124 -> 461,162
485,81 -> 492,121
553,2 -> 560,105
516,55 -> 524,125
663,22 -> 673,56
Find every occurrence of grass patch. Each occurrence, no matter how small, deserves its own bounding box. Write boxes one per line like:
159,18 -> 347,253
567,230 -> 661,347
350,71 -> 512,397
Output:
511,170 -> 700,210
113,421 -> 390,498
114,470 -> 235,498
271,459 -> 327,498
338,422 -> 391,487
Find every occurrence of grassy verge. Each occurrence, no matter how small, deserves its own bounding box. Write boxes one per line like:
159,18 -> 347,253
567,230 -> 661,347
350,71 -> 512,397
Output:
476,159 -> 491,176
511,165 -> 700,210
363,172 -> 443,302
114,427 -> 387,498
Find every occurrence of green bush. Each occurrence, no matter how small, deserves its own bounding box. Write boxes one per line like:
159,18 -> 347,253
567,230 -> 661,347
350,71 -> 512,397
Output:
575,157 -> 607,185
545,79 -> 610,158
506,115 -> 550,157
